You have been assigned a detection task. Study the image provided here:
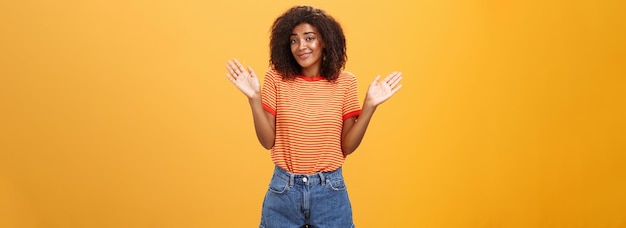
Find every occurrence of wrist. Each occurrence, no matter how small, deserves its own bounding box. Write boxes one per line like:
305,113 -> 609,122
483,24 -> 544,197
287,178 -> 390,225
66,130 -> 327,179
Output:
361,102 -> 378,115
362,99 -> 378,110
248,95 -> 261,104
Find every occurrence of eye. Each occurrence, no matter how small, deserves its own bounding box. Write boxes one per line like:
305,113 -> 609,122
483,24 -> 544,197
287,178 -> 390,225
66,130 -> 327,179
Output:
290,39 -> 298,44
306,36 -> 315,41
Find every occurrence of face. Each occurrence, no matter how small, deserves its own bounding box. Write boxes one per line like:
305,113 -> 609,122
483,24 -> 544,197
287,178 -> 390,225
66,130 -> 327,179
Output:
290,23 -> 324,76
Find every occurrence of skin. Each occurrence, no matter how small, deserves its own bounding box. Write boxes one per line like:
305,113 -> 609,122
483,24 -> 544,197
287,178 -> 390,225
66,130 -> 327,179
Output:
290,23 -> 324,77
226,22 -> 403,155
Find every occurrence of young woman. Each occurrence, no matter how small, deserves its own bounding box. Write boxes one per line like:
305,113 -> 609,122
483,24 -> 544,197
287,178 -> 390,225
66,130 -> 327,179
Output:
226,5 -> 402,228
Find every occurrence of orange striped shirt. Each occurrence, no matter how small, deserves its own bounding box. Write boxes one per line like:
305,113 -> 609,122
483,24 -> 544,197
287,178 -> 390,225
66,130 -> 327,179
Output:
261,69 -> 361,174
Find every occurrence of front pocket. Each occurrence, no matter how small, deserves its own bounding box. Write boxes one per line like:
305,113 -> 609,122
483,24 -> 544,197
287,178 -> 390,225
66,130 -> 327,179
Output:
267,176 -> 289,194
327,178 -> 347,191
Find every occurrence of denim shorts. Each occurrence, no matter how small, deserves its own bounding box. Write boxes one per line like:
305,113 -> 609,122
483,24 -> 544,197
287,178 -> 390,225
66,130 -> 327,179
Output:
260,166 -> 355,228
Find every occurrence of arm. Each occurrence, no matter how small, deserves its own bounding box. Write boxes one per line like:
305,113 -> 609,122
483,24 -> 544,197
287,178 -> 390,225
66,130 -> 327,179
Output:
341,105 -> 374,156
226,59 -> 276,149
248,97 -> 276,149
342,72 -> 403,155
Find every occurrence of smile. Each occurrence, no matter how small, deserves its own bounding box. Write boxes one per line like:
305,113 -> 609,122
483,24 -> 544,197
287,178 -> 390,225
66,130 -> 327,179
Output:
298,53 -> 311,59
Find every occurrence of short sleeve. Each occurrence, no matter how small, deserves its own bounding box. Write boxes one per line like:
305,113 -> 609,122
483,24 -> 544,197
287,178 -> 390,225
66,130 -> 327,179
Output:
261,69 -> 278,116
342,72 -> 361,121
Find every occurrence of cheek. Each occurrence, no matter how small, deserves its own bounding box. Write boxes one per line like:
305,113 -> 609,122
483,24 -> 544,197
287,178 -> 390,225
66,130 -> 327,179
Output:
313,41 -> 321,49
290,44 -> 298,54
311,41 -> 323,52
316,39 -> 324,49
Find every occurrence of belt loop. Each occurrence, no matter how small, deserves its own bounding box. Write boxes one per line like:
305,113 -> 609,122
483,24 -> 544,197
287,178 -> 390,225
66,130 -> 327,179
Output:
319,172 -> 326,186
289,173 -> 294,187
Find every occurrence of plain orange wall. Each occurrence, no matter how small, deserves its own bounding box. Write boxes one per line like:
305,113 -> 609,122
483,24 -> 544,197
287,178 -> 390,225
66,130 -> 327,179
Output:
1,0 -> 625,227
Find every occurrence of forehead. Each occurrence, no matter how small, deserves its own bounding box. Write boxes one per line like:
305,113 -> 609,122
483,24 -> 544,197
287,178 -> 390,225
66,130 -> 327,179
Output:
291,23 -> 318,35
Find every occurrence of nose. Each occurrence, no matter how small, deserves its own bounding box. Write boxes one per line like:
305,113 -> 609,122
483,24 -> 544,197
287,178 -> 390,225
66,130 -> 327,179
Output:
298,39 -> 307,50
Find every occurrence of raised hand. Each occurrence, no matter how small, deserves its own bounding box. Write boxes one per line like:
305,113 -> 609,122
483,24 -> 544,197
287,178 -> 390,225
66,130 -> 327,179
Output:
364,71 -> 403,107
226,58 -> 260,99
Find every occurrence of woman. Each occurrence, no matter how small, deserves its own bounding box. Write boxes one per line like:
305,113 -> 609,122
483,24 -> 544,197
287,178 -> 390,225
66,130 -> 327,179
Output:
226,5 -> 402,228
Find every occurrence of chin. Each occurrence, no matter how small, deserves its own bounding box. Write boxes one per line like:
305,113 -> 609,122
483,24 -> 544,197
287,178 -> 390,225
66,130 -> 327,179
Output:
296,61 -> 312,69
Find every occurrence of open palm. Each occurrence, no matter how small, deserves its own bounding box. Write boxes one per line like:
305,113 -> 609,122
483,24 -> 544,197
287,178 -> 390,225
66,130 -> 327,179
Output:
226,58 -> 260,99
365,72 -> 403,107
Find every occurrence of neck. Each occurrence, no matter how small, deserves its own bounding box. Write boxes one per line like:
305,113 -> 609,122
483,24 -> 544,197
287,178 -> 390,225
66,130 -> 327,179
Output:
301,64 -> 321,77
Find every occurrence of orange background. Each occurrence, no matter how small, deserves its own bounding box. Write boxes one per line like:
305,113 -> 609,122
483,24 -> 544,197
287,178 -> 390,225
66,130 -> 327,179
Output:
1,0 -> 625,227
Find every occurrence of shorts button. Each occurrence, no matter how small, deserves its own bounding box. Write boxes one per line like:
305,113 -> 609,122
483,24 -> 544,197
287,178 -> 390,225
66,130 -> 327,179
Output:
302,177 -> 308,182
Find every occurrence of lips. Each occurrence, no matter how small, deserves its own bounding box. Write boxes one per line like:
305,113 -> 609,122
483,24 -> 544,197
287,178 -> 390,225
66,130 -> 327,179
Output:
297,53 -> 311,59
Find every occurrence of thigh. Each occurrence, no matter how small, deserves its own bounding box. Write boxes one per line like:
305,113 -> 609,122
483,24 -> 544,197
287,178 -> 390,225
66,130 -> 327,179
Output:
260,174 -> 305,228
307,175 -> 355,228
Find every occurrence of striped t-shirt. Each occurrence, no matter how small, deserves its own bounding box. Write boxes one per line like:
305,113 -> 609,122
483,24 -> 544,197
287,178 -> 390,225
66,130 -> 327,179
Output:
261,69 -> 362,174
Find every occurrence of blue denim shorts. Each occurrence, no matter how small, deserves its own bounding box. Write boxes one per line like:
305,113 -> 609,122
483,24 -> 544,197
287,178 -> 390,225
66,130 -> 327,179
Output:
260,166 -> 355,228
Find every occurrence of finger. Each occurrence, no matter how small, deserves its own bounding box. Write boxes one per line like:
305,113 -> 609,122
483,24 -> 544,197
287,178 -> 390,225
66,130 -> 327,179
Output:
226,73 -> 236,83
226,60 -> 238,76
371,75 -> 381,86
248,66 -> 257,78
384,71 -> 399,83
389,71 -> 402,81
385,72 -> 401,87
391,84 -> 403,94
233,58 -> 247,73
388,74 -> 403,88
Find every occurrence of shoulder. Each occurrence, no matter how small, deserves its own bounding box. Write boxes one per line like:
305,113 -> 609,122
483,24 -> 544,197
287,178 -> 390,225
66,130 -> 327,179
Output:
337,71 -> 357,84
339,71 -> 356,78
264,68 -> 284,82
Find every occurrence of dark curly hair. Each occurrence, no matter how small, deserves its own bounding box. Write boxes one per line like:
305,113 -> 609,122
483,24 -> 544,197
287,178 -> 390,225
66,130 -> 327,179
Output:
269,5 -> 347,81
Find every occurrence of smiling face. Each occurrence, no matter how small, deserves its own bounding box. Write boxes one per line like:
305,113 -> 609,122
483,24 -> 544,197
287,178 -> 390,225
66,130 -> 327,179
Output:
290,23 -> 325,77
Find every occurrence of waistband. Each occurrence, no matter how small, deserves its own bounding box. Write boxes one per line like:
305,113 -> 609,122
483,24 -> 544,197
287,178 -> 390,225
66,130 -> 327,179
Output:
272,165 -> 343,187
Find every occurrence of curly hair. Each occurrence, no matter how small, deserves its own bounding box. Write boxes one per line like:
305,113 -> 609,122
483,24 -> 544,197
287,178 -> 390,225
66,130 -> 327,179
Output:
269,5 -> 347,81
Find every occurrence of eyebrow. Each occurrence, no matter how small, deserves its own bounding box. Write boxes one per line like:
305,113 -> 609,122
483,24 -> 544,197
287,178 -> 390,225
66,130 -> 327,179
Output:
290,32 -> 316,36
